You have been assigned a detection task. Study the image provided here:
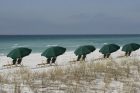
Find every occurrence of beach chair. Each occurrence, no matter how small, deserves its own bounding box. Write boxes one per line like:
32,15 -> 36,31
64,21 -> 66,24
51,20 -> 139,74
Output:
69,58 -> 77,63
36,60 -> 46,67
116,52 -> 127,58
117,55 -> 125,58
2,60 -> 16,68
36,62 -> 47,67
93,55 -> 104,61
36,58 -> 51,67
68,55 -> 77,63
3,62 -> 13,68
69,56 -> 82,63
69,56 -> 87,64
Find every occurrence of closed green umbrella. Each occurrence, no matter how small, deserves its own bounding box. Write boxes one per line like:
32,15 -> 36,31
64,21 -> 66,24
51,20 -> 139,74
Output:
99,44 -> 120,54
122,43 -> 140,52
41,46 -> 66,58
7,47 -> 32,59
74,45 -> 96,56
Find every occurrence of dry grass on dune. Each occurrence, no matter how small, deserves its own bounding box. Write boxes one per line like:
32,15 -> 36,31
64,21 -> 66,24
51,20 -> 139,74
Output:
1,58 -> 140,93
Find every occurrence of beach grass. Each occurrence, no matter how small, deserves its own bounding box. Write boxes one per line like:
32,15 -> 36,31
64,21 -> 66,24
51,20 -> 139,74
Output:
0,58 -> 140,93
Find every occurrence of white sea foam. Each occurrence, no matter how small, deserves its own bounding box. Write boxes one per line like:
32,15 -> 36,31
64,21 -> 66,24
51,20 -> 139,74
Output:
46,44 -> 58,47
65,45 -> 80,47
103,43 -> 108,45
11,45 -> 28,48
0,53 -> 4,56
14,43 -> 18,46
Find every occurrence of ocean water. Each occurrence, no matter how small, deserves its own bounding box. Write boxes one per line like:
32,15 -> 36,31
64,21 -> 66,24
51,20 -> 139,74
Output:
0,35 -> 140,55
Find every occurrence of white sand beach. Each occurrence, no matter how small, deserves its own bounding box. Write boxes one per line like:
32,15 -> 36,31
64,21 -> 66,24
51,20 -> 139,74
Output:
0,48 -> 140,93
1,0 -> 140,92
0,48 -> 140,69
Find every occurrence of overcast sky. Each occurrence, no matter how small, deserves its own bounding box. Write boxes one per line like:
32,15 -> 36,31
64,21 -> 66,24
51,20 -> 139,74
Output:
0,0 -> 140,35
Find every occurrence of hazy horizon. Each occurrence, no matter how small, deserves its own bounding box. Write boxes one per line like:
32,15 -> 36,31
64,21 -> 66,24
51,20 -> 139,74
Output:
1,33 -> 140,35
0,0 -> 140,35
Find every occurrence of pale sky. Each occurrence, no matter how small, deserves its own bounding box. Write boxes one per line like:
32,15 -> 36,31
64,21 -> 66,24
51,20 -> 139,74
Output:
0,0 -> 140,35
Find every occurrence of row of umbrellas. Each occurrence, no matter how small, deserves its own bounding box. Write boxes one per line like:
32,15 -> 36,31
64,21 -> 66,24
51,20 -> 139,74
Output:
7,43 -> 140,60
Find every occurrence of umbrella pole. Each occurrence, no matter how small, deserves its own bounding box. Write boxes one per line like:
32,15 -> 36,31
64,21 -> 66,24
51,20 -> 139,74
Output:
103,54 -> 105,58
128,51 -> 131,56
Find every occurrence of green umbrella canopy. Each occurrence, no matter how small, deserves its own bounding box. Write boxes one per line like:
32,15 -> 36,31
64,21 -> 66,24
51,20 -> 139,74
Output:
99,44 -> 120,54
84,45 -> 96,52
7,47 -> 32,59
41,46 -> 66,58
74,45 -> 96,56
122,43 -> 140,52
